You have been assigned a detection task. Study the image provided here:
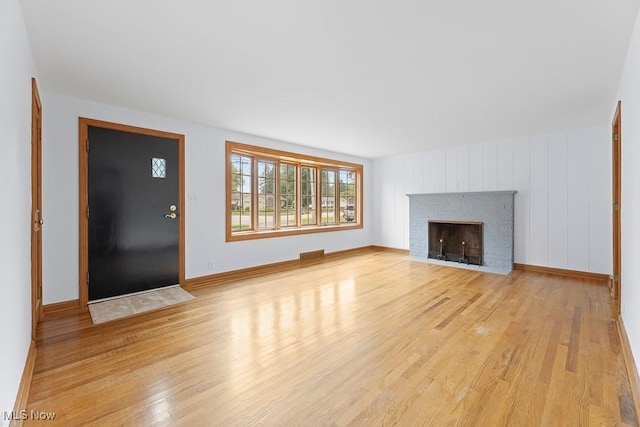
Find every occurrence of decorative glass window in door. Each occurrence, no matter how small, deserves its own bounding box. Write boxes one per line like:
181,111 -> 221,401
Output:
152,158 -> 166,178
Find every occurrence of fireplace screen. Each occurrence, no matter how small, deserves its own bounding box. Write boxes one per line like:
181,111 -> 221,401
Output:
428,221 -> 483,266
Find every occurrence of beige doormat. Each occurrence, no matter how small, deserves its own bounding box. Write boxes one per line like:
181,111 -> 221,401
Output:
88,285 -> 194,324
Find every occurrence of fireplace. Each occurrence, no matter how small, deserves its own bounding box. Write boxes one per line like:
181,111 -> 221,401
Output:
428,221 -> 483,266
408,191 -> 516,273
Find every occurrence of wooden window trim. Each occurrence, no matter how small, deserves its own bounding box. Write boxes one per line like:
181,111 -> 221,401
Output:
226,141 -> 363,242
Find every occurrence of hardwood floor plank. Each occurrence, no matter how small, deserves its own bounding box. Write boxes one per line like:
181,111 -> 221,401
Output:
434,292 -> 482,330
566,305 -> 583,373
23,251 -> 637,426
537,318 -> 564,386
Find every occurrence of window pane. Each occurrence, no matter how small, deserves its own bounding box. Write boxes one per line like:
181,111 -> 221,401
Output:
280,163 -> 297,227
300,166 -> 317,225
258,160 -> 276,229
231,155 -> 252,231
339,169 -> 357,223
321,169 -> 336,225
151,157 -> 166,178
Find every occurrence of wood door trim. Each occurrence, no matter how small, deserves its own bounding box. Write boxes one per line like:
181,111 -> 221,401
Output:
612,101 -> 622,317
31,78 -> 42,339
78,118 -> 186,307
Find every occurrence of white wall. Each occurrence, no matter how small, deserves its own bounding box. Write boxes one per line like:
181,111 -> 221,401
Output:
41,93 -> 374,304
0,0 -> 38,422
372,126 -> 612,274
616,7 -> 640,375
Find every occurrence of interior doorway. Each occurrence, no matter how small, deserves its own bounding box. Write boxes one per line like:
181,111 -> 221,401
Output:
612,100 -> 621,318
79,118 -> 185,304
31,78 -> 43,339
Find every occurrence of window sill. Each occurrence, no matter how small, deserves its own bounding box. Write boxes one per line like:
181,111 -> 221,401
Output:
227,223 -> 363,242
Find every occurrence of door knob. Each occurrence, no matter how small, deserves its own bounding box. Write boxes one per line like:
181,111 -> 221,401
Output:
164,213 -> 177,219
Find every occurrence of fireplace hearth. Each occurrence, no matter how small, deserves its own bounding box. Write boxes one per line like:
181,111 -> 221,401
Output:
428,220 -> 483,266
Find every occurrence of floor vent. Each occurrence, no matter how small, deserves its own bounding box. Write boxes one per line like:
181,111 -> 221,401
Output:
300,249 -> 325,262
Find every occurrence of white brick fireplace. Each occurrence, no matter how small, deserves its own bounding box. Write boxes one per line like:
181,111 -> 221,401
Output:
407,191 -> 517,273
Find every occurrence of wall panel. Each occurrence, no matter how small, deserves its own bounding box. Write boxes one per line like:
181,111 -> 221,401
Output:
529,135 -> 549,266
547,133 -> 569,269
567,129 -> 590,272
469,144 -> 484,192
433,149 -> 446,193
497,140 -> 513,190
412,153 -> 424,194
374,126 -> 611,274
482,141 -> 499,191
456,146 -> 470,192
588,126 -> 612,274
445,149 -> 457,192
512,137 -> 531,264
423,151 -> 435,194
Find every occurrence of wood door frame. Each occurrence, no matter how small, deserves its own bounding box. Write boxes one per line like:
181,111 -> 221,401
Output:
612,100 -> 622,317
78,118 -> 186,307
31,78 -> 43,338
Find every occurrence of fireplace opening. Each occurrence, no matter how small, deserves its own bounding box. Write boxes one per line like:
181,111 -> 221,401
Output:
428,221 -> 483,266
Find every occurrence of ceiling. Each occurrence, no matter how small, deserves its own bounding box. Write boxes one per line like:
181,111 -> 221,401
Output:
19,0 -> 640,158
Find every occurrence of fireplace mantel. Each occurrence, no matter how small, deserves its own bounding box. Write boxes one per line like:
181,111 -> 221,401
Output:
407,191 -> 516,274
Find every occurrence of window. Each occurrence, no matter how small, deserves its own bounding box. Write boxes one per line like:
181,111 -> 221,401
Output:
230,154 -> 252,231
340,170 -> 357,223
300,166 -> 317,226
226,141 -> 363,241
151,158 -> 166,178
320,169 -> 336,225
257,160 -> 276,229
280,163 -> 296,227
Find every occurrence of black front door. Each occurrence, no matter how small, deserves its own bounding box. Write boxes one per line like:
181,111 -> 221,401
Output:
88,126 -> 180,301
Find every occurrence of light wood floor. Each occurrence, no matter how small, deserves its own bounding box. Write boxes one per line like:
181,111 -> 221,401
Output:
27,251 -> 636,426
